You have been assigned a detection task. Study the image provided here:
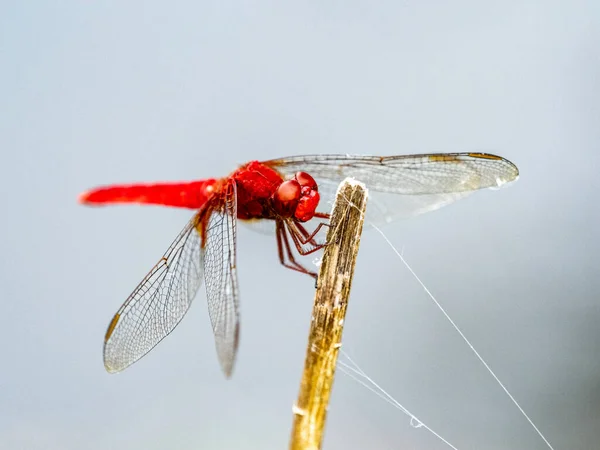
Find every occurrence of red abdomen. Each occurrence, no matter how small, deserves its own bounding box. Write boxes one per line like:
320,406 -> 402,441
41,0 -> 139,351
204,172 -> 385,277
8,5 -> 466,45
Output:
79,179 -> 220,209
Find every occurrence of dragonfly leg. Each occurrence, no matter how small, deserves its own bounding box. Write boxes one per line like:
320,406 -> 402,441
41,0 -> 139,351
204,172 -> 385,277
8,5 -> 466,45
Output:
295,211 -> 330,245
295,222 -> 329,246
276,220 -> 319,278
287,220 -> 331,251
286,222 -> 327,257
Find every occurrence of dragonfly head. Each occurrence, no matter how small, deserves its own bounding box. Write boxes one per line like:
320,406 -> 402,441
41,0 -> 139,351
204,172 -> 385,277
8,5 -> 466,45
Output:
272,172 -> 320,222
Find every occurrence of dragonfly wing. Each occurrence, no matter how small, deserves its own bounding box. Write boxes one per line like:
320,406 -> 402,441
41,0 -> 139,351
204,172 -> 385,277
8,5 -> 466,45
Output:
239,217 -> 276,236
264,153 -> 519,224
313,179 -> 474,224
201,180 -> 240,378
103,214 -> 204,373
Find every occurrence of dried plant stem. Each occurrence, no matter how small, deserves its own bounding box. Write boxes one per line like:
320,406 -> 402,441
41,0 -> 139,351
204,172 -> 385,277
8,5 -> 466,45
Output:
289,178 -> 368,450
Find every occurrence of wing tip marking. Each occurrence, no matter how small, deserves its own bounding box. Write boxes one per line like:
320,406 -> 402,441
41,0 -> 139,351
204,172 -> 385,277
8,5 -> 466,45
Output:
428,154 -> 461,162
105,313 -> 120,342
104,362 -> 119,374
467,153 -> 503,160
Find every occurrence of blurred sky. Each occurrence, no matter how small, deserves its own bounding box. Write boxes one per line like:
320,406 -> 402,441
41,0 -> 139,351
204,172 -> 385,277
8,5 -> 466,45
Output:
1,1 -> 599,449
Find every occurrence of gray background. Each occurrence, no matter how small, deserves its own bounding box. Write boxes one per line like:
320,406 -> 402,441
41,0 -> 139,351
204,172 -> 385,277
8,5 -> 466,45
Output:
1,1 -> 598,449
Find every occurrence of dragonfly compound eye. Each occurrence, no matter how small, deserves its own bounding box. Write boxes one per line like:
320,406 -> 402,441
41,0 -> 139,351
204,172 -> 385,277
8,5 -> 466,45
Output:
294,189 -> 320,222
289,172 -> 320,222
272,179 -> 301,218
294,171 -> 318,193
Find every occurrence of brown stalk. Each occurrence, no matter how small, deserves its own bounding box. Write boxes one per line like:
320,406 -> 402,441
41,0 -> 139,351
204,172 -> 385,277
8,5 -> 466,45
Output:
289,178 -> 368,450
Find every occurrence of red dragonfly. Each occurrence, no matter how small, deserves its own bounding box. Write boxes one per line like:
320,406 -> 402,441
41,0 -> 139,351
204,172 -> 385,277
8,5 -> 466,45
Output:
79,153 -> 518,377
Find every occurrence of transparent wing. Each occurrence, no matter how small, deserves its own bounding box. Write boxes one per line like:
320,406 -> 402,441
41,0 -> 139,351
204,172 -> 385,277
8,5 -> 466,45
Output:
264,153 -> 519,224
103,214 -> 204,373
239,218 -> 276,236
201,180 -> 240,378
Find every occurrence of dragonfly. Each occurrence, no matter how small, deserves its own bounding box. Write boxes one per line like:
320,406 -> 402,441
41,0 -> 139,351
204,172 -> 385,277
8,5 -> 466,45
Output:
79,152 -> 519,378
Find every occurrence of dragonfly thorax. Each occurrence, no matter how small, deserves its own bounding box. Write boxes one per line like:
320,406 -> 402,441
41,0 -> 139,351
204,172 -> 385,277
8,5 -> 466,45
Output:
272,171 -> 320,222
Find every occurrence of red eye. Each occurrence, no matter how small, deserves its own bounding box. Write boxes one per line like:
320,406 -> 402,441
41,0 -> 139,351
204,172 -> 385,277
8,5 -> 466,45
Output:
289,172 -> 320,222
272,180 -> 301,218
294,190 -> 320,222
295,172 -> 318,191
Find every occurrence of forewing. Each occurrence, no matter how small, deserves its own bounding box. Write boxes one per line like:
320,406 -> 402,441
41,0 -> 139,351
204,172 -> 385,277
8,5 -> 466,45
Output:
264,153 -> 519,224
202,180 -> 240,378
103,214 -> 204,373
